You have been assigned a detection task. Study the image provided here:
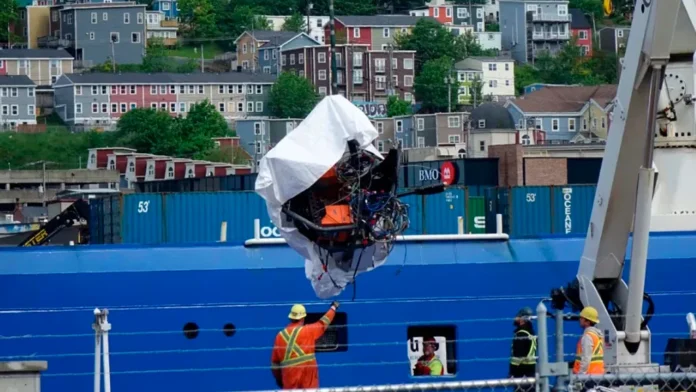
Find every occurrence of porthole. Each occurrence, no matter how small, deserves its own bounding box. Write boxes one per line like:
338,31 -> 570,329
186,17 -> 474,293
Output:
223,323 -> 236,337
183,322 -> 199,339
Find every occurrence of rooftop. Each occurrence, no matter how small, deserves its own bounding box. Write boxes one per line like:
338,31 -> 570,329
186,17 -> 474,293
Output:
512,85 -> 617,113
335,15 -> 435,26
240,30 -> 298,43
569,8 -> 591,29
0,49 -> 73,59
0,75 -> 35,86
57,72 -> 277,85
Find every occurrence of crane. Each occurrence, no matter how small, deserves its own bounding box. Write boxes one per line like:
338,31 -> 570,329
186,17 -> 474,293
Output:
549,0 -> 696,372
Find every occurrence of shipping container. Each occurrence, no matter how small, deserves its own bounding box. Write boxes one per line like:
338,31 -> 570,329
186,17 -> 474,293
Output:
164,192 -> 272,244
567,158 -> 602,184
509,186 -> 552,237
551,185 -> 596,235
424,188 -> 465,234
466,197 -> 485,234
400,194 -> 423,235
103,196 -> 122,244
121,194 -> 165,244
399,158 -> 499,189
135,173 -> 258,193
484,187 -> 509,234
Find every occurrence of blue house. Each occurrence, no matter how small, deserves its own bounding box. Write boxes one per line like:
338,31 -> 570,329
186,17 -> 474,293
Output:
505,84 -> 617,142
258,33 -> 321,75
152,0 -> 178,19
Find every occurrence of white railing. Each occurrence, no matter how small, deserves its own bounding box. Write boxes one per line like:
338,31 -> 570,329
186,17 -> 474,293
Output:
244,214 -> 507,246
531,13 -> 570,22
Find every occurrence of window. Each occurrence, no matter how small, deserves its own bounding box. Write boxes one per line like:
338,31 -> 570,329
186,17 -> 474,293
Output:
617,29 -> 624,38
417,137 -> 425,148
353,28 -> 360,38
489,80 -> 497,88
405,92 -> 413,102
254,122 -> 262,135
417,118 -> 424,130
198,85 -> 204,94
505,63 -> 510,71
448,135 -> 461,143
318,70 -> 327,80
488,63 -> 497,71
256,85 -> 263,94
375,76 -> 386,90
137,12 -> 143,24
299,70 -> 305,78
218,102 -> 225,112
151,103 -> 157,109
247,102 -> 254,112
290,54 -> 295,65
403,58 -> 413,70
10,88 -> 17,97
111,103 -> 118,113
101,103 -> 108,113
446,7 -> 452,17
353,52 -> 362,67
92,103 -> 98,113
382,28 -> 390,38
478,119 -> 486,128
124,13 -> 130,24
375,58 -> 385,72
103,12 -> 108,21
101,86 -> 108,95
318,52 -> 326,63
568,118 -> 576,132
130,103 -> 137,110
535,118 -> 543,130
28,88 -> 34,97
281,55 -> 286,66
120,86 -> 127,95
391,58 -> 398,70
392,75 -> 398,87
272,49 -> 277,59
377,140 -> 385,152
0,105 -> 6,115
256,102 -> 263,112
263,66 -> 271,74
188,85 -> 195,94
112,86 -> 118,95
263,49 -> 269,61
448,116 -> 460,128
27,105 -> 35,116
477,8 -> 483,18
132,33 -> 141,43
404,75 -> 413,87
558,5 -> 568,15
179,102 -> 186,112
457,7 -> 467,18
578,30 -> 588,40
160,85 -> 166,94
91,12 -> 97,23
581,45 -> 590,56
601,117 -> 606,128
376,122 -> 383,134
551,118 -> 559,131
76,103 -> 83,114
479,140 -> 485,151
238,102 -> 244,112
246,85 -> 253,94
9,105 -> 17,115
242,43 -> 248,54
396,120 -> 403,133
299,53 -> 304,64
318,87 -> 327,96
353,69 -> 363,84
434,7 -> 439,17
110,32 -> 120,43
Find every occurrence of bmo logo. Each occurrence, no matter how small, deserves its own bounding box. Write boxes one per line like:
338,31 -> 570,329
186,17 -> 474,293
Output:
417,161 -> 458,185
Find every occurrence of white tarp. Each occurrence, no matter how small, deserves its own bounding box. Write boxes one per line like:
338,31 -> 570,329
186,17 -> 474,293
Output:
255,95 -> 392,299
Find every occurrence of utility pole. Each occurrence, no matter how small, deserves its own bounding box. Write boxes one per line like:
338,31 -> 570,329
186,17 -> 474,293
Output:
387,44 -> 394,96
110,40 -> 116,73
348,45 -> 354,100
328,0 -> 337,94
200,44 -> 204,73
251,19 -> 256,73
445,67 -> 454,113
306,1 -> 313,35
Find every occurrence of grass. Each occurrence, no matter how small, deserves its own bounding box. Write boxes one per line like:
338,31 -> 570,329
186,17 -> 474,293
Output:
167,43 -> 227,59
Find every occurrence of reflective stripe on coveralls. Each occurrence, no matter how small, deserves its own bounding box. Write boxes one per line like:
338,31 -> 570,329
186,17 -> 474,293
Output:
510,329 -> 537,366
279,326 -> 316,367
573,330 -> 605,374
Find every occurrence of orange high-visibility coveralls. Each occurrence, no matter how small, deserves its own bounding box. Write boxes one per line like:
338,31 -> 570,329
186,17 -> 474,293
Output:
271,308 -> 336,389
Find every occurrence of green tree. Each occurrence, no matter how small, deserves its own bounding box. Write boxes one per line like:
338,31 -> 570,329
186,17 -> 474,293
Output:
141,38 -> 172,72
114,109 -> 180,155
282,13 -> 306,32
469,75 -> 484,106
335,0 -> 378,15
200,145 -> 250,164
179,0 -> 218,38
0,0 -> 19,43
570,0 -> 602,22
514,64 -> 541,95
175,100 -> 230,158
386,95 -> 412,117
269,72 -> 318,118
414,57 -> 458,112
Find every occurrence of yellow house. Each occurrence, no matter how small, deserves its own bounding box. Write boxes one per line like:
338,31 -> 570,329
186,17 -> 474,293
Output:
577,97 -> 614,140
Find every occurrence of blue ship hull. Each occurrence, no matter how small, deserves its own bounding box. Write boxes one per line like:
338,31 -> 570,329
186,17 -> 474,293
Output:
1,233 -> 695,391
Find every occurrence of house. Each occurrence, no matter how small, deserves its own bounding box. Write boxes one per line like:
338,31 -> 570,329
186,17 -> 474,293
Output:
411,0 -> 499,23
264,15 -> 330,44
40,2 -> 147,68
505,84 -> 617,142
52,72 -> 277,128
455,56 -> 515,103
87,147 -> 137,169
326,15 -> 430,50
13,6 -> 51,49
258,33 -> 321,75
146,10 -> 178,46
523,82 -> 580,95
468,102 -> 533,158
152,0 -> 178,20
578,91 -> 615,140
409,7 -> 429,17
484,0 -> 500,22
0,49 -> 73,86
451,4 -> 486,32
235,118 -> 303,167
234,30 -> 298,72
281,44 -> 416,103
412,112 -> 469,147
599,26 -> 630,55
0,75 -> 38,130
500,0 -> 571,64
371,116 -> 415,152
455,66 -> 483,104
569,8 -> 592,56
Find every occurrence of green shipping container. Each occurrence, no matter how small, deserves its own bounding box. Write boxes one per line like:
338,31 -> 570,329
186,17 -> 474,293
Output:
467,196 -> 486,233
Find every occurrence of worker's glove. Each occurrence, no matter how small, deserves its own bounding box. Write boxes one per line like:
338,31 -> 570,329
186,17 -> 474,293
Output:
331,301 -> 340,310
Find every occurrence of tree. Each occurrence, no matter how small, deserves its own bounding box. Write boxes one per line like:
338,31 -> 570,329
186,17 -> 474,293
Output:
200,145 -> 250,164
175,101 -> 230,158
114,109 -> 180,156
514,64 -> 541,95
269,72 -> 318,118
414,57 -> 458,112
282,13 -> 306,32
570,0 -> 603,22
386,95 -> 412,117
469,75 -> 484,106
178,0 -> 217,38
0,0 -> 19,43
141,38 -> 172,72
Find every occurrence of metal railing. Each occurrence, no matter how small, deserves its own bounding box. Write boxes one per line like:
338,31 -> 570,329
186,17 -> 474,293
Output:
37,36 -> 73,48
530,13 -> 571,22
531,32 -> 571,40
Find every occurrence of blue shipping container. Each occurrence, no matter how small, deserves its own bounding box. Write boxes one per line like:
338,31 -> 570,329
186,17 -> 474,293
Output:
103,196 -> 121,244
551,185 -> 596,235
164,192 -> 273,244
121,194 -> 165,244
400,194 -> 423,235
424,188 -> 465,234
89,199 -> 103,244
510,186 -> 552,237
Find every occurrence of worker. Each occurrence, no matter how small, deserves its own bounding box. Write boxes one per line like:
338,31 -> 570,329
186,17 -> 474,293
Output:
413,337 -> 445,376
573,306 -> 605,375
271,301 -> 339,389
509,307 -> 537,379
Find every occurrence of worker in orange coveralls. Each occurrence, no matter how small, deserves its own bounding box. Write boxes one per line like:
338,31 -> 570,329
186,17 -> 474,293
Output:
413,337 -> 445,376
271,301 -> 339,389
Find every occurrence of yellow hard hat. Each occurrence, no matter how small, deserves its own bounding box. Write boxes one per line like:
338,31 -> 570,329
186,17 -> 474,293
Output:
580,306 -> 599,324
288,304 -> 307,320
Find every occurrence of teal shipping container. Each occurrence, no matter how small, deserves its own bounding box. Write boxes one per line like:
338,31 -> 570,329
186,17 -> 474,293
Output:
89,195 -> 122,244
424,188 -> 465,234
122,194 -> 165,244
509,186 -> 552,237
400,194 -> 423,235
551,185 -> 596,235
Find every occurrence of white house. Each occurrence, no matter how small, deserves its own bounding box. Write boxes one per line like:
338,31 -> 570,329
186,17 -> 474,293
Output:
455,56 -> 515,101
264,15 -> 329,44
